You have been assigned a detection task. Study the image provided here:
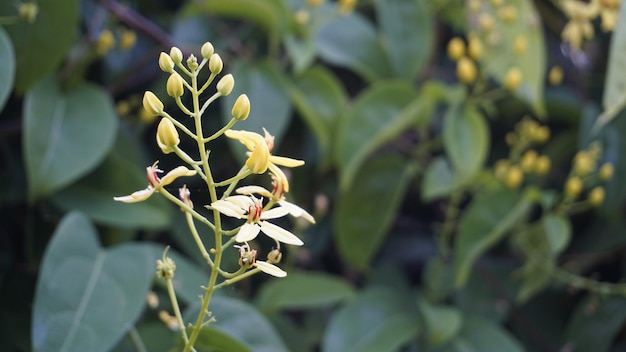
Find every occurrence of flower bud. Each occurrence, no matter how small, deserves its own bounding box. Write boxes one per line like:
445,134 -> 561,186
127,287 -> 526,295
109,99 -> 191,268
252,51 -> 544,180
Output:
232,94 -> 251,120
588,186 -> 605,206
574,151 -> 596,176
468,36 -> 482,59
499,5 -> 517,23
447,37 -> 465,61
170,47 -> 183,64
201,42 -> 214,59
514,35 -> 527,55
142,91 -> 164,117
267,248 -> 282,264
520,150 -> 537,172
209,53 -> 223,74
166,73 -> 184,98
457,57 -> 477,84
156,118 -> 180,154
18,2 -> 38,23
599,163 -> 614,180
549,66 -> 563,85
565,177 -> 583,198
505,165 -> 523,189
159,52 -> 174,73
186,54 -> 198,71
504,67 -> 523,90
156,256 -> 176,279
120,29 -> 137,50
217,74 -> 235,96
534,155 -> 551,175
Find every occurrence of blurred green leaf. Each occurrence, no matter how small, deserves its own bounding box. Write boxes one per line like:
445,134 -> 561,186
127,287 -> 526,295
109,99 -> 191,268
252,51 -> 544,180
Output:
191,0 -> 291,36
375,0 -> 434,80
447,316 -> 524,352
443,104 -> 489,180
600,1 -> 626,131
334,81 -> 415,189
543,214 -> 571,254
418,298 -> 463,347
2,0 -> 78,93
284,35 -> 316,73
289,65 -> 347,168
221,60 -> 292,162
314,13 -> 391,81
256,271 -> 354,312
0,27 -> 15,111
32,212 -> 153,352
24,76 -> 118,201
564,296 -> 626,352
182,327 -> 251,352
334,154 -> 418,271
185,296 -> 289,352
515,256 -> 553,303
455,190 -> 534,287
466,0 -> 546,115
112,322 -> 176,352
424,257 -> 456,301
50,134 -> 171,229
322,287 -> 420,352
421,157 -> 459,201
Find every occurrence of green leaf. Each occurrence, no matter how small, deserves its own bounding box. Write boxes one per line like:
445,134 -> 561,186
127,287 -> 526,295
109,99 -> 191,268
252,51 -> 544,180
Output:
221,60 -> 291,162
455,190 -> 534,287
256,271 -> 355,312
466,0 -> 546,115
185,296 -> 289,352
50,134 -> 171,229
564,296 -> 626,352
418,299 -> 463,347
449,316 -> 524,352
184,327 -> 251,352
23,76 -> 118,201
2,0 -> 79,93
515,256 -> 553,303
0,27 -> 15,111
322,287 -> 420,352
375,0 -> 434,80
32,212 -> 154,352
422,157 -> 459,201
314,13 -> 391,81
191,0 -> 291,36
334,154 -> 418,270
443,104 -> 489,180
543,214 -> 571,254
334,81 -> 418,189
289,66 -> 347,168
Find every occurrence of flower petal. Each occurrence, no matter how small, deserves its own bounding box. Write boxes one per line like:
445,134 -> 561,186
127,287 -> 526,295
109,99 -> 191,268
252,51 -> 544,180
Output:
279,200 -> 316,224
254,261 -> 287,277
270,155 -> 304,168
160,166 -> 197,186
210,199 -> 247,218
114,188 -> 155,203
223,195 -> 254,209
236,223 -> 261,242
236,185 -> 272,197
259,221 -> 304,246
261,206 -> 291,220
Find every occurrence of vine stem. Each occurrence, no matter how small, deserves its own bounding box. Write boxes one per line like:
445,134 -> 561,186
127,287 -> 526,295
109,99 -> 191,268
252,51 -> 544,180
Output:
552,267 -> 626,296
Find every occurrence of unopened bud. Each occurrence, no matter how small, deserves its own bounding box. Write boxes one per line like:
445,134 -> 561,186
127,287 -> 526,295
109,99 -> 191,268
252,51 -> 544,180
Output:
468,36 -> 482,59
159,52 -> 174,72
170,47 -> 183,64
201,42 -> 214,59
209,53 -> 223,74
18,2 -> 38,23
142,91 -> 164,117
447,37 -> 465,61
565,177 -> 583,198
232,94 -> 251,120
217,74 -> 234,96
588,186 -> 605,206
457,57 -> 477,84
267,248 -> 282,264
156,118 -> 180,154
504,67 -> 523,90
599,163 -> 614,180
166,73 -> 185,98
179,185 -> 193,208
156,257 -> 176,279
187,54 -> 198,71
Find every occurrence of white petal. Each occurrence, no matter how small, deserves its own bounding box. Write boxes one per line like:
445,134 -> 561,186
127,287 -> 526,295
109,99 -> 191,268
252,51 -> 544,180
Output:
210,199 -> 246,218
223,195 -> 254,209
279,200 -> 316,224
259,221 -> 304,246
160,166 -> 197,186
235,223 -> 261,242
261,206 -> 291,220
236,185 -> 272,197
269,155 -> 304,167
113,188 -> 155,203
254,261 -> 287,277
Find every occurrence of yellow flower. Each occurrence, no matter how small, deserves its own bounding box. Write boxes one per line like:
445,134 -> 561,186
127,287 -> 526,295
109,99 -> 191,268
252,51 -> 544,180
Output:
210,195 -> 304,245
225,129 -> 304,174
114,161 -> 196,203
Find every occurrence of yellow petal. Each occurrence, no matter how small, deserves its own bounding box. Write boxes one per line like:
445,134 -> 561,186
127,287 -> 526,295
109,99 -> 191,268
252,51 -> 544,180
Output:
114,188 -> 155,203
236,185 -> 272,197
210,199 -> 247,218
160,166 -> 196,186
269,155 -> 304,168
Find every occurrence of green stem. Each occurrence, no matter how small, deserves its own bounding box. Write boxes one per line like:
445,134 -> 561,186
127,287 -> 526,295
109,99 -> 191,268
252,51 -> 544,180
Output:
166,278 -> 190,345
214,166 -> 250,187
214,268 -> 261,289
160,189 -> 215,231
552,267 -> 626,296
162,111 -> 196,139
185,212 -> 214,268
128,327 -> 148,352
204,118 -> 238,143
439,189 -> 463,258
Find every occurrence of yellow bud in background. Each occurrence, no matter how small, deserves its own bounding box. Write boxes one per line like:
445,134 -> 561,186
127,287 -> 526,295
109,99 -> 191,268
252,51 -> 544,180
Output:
156,118 -> 180,154
565,177 -> 583,198
18,2 -> 38,23
468,36 -> 482,59
232,94 -> 251,120
514,35 -> 527,55
532,126 -> 550,143
468,0 -> 480,11
139,108 -> 156,124
588,186 -> 605,206
574,151 -> 596,176
166,73 -> 185,98
499,5 -> 517,23
599,162 -> 614,180
96,29 -> 115,56
505,165 -> 523,189
494,159 -> 510,180
447,37 -> 466,61
201,42 -> 214,59
142,91 -> 164,117
209,53 -> 223,74
119,29 -> 137,50
534,155 -> 551,175
520,150 -> 538,172
490,0 -> 503,5
338,0 -> 357,14
295,10 -> 310,25
307,0 -> 324,6
479,13 -> 495,32
457,57 -> 477,84
170,47 -> 183,64
548,66 -> 563,85
504,67 -> 523,90
505,132 -> 517,146
217,74 -> 235,96
159,52 -> 175,73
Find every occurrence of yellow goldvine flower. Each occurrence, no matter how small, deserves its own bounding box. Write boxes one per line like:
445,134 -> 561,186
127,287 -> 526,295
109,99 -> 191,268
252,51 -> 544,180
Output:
225,129 -> 304,174
561,0 -> 598,49
599,0 -> 619,31
210,195 -> 304,245
114,161 -> 196,203
235,244 -> 287,277
119,29 -> 137,50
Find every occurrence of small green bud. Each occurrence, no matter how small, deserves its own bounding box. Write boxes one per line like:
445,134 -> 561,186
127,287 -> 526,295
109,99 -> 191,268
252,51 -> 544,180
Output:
217,74 -> 234,96
186,54 -> 198,71
166,73 -> 184,98
18,2 -> 38,23
142,91 -> 164,117
156,118 -> 180,154
231,94 -> 250,120
209,53 -> 223,74
156,256 -> 176,279
267,248 -> 282,264
201,42 -> 214,59
159,52 -> 174,73
170,47 -> 183,64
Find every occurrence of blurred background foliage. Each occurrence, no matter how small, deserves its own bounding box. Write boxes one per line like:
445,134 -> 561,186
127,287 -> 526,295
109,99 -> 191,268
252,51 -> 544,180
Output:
2,0 -> 626,351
